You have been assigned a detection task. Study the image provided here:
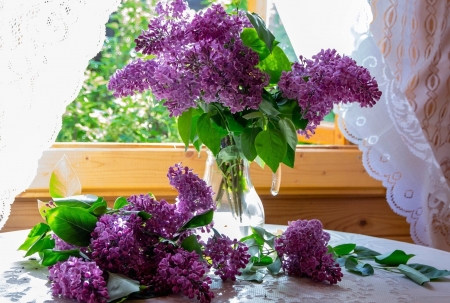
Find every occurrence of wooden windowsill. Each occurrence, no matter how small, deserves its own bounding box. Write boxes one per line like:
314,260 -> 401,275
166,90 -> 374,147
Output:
5,143 -> 412,243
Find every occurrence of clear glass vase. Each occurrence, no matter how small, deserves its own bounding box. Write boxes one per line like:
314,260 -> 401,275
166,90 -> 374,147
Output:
203,150 -> 265,237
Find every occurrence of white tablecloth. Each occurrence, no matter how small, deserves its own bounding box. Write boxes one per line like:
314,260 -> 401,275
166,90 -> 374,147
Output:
1,225 -> 450,303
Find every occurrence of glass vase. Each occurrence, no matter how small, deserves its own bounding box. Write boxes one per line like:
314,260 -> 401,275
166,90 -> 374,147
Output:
203,150 -> 265,237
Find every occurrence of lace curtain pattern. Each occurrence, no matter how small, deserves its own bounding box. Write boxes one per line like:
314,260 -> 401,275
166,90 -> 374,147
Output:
0,0 -> 120,230
275,0 -> 450,250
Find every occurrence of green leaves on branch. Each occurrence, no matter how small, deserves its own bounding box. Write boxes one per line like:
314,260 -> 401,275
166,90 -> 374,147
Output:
255,129 -> 286,173
18,223 -> 55,257
46,206 -> 98,247
180,209 -> 214,231
374,250 -> 415,266
40,249 -> 80,267
245,12 -> 276,53
258,46 -> 291,84
238,226 -> 282,279
328,244 -> 450,285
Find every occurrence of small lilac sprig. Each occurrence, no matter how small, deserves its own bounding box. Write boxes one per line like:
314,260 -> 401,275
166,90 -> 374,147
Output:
152,244 -> 215,303
48,256 -> 109,303
274,219 -> 343,284
125,194 -> 188,239
278,48 -> 382,137
203,234 -> 250,281
168,163 -> 215,215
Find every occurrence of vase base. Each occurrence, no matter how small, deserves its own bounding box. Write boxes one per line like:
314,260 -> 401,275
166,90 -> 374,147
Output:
212,212 -> 263,239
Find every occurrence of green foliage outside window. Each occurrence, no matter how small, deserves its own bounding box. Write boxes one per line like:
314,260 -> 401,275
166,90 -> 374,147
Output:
57,0 -> 179,143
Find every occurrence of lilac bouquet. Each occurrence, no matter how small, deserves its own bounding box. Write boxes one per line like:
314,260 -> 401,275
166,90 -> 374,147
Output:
108,0 -> 381,173
19,156 -> 344,303
107,0 -> 381,224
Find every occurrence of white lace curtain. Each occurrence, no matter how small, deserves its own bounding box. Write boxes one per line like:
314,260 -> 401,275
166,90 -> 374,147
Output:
0,0 -> 120,230
275,0 -> 450,251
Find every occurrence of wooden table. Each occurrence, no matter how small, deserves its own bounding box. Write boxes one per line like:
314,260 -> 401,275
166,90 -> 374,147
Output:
1,226 -> 449,303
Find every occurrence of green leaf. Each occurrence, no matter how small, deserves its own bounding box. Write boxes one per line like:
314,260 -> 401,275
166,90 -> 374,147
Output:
237,267 -> 266,282
242,237 -> 263,258
407,263 -> 450,280
345,256 -> 374,276
257,46 -> 291,85
27,222 -> 51,239
277,98 -> 308,130
181,234 -> 203,257
251,255 -> 273,266
240,127 -> 262,162
374,250 -> 415,266
181,209 -> 214,230
251,226 -> 275,249
242,112 -> 263,120
197,113 -> 228,156
46,206 -> 98,247
49,155 -> 82,198
333,243 -> 357,256
240,28 -> 270,61
38,199 -> 52,219
114,196 -> 129,210
18,223 -> 51,251
24,234 -> 55,257
178,108 -> 193,149
190,114 -> 202,152
278,118 -> 298,150
398,264 -> 430,285
224,113 -> 245,134
245,12 -> 276,52
40,249 -> 80,266
267,256 -> 282,275
258,98 -> 280,117
354,246 -> 381,258
137,211 -> 152,221
107,272 -> 140,302
88,199 -> 108,216
217,145 -> 240,162
281,145 -> 295,168
53,194 -> 99,208
255,129 -> 287,173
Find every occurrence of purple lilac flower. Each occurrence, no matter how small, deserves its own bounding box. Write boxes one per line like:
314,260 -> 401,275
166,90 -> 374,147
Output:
278,48 -> 382,136
126,194 -> 188,239
107,59 -> 158,98
168,163 -> 215,215
90,213 -> 157,284
109,1 -> 268,116
274,219 -> 343,284
151,243 -> 214,303
203,234 -> 250,281
48,256 -> 109,303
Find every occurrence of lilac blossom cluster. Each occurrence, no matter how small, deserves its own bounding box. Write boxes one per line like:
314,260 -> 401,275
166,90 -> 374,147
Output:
168,163 -> 215,215
203,234 -> 250,281
153,243 -> 215,303
278,48 -> 382,136
49,257 -> 109,303
125,194 -> 188,239
274,219 -> 343,284
108,0 -> 268,116
89,213 -> 157,284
